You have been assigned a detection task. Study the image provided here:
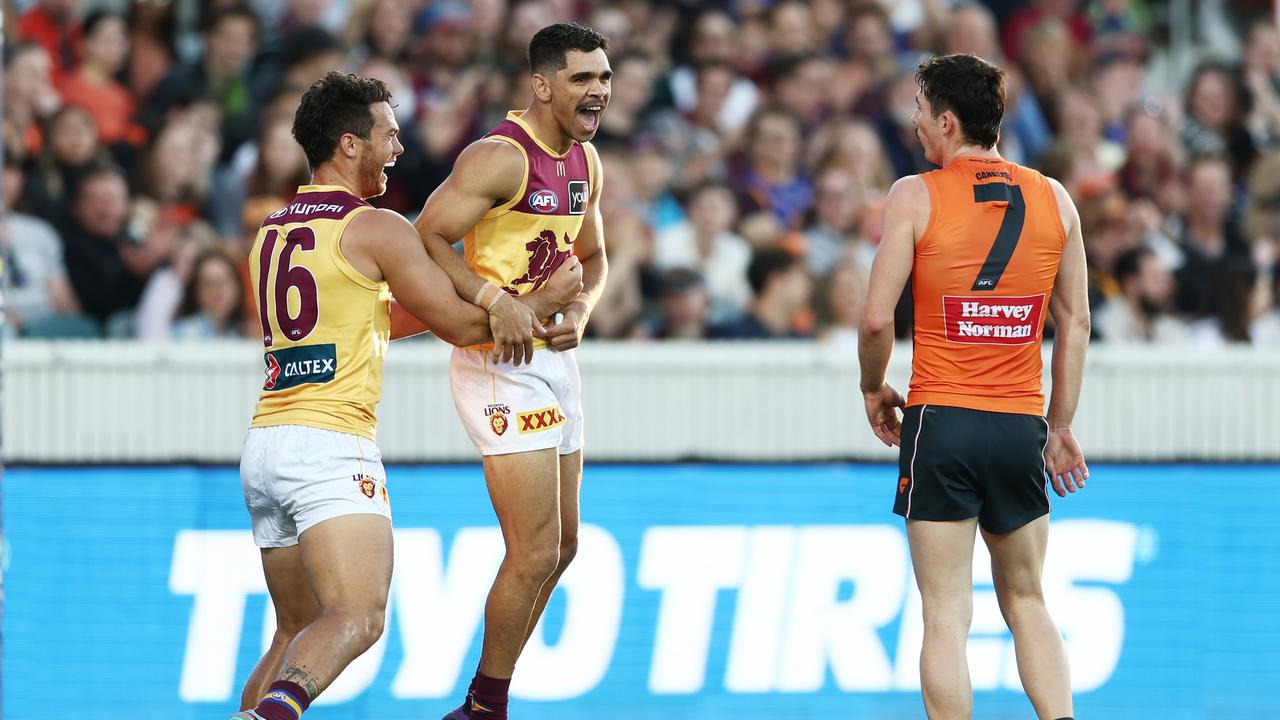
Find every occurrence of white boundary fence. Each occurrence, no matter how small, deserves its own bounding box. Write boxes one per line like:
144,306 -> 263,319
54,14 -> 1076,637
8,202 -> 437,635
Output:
3,340 -> 1278,463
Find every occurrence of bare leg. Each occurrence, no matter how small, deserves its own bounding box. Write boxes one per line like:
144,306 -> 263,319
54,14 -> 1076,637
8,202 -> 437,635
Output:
982,515 -> 1073,720
521,449 -> 583,648
271,514 -> 393,698
478,448 -> 563,678
239,545 -> 322,710
907,517 -> 978,720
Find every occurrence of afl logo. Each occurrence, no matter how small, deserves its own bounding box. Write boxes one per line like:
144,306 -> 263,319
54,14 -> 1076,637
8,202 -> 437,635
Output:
529,189 -> 559,213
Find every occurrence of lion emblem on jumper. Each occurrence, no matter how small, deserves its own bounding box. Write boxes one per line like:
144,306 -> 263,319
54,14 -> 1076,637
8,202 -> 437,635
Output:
508,230 -> 573,293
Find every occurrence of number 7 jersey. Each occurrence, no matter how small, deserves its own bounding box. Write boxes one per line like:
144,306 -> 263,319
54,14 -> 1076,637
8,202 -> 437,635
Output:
248,184 -> 392,440
908,157 -> 1066,416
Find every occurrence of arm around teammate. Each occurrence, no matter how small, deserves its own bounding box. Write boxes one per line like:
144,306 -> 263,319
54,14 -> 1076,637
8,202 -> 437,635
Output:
415,139 -> 547,365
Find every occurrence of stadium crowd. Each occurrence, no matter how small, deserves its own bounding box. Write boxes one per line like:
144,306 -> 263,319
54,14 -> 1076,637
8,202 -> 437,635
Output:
3,0 -> 1279,345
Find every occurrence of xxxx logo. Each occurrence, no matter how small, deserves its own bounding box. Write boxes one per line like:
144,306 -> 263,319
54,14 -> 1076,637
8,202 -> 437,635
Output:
898,477 -> 910,494
518,405 -> 566,434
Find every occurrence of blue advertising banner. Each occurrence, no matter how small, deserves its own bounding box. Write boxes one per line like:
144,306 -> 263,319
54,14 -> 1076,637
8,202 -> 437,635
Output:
4,464 -> 1278,719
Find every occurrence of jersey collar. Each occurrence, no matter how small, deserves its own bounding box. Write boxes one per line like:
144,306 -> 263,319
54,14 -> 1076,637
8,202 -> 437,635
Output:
507,111 -> 576,159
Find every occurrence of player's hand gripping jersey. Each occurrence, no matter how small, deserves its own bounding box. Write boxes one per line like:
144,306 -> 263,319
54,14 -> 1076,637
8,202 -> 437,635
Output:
248,185 -> 392,440
908,157 -> 1065,415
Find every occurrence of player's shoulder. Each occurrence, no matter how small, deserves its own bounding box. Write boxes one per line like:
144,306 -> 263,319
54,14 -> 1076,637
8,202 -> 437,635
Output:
450,137 -> 527,199
457,135 -> 526,171
347,207 -> 415,237
885,174 -> 930,207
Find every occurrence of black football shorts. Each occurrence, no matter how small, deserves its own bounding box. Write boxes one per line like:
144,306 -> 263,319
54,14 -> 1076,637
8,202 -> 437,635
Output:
892,404 -> 1050,534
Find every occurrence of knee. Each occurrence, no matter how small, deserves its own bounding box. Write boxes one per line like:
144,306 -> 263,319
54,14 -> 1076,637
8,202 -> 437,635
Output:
512,538 -> 561,583
996,584 -> 1046,620
331,607 -> 386,651
922,598 -> 973,635
556,533 -> 579,573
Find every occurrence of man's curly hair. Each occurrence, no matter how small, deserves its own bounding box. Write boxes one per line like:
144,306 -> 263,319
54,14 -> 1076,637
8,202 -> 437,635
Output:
292,72 -> 393,170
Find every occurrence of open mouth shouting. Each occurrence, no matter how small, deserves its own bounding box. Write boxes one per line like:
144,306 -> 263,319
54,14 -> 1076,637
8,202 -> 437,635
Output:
577,103 -> 604,134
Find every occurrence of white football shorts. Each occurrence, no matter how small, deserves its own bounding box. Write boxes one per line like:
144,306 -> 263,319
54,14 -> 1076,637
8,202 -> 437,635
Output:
449,346 -> 584,456
240,424 -> 392,548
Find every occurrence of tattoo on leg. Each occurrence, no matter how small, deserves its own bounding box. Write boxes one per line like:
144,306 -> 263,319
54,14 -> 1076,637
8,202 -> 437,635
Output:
280,664 -> 321,700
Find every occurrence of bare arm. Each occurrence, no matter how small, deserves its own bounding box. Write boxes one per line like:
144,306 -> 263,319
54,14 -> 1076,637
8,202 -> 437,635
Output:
348,209 -> 493,347
1044,177 -> 1091,496
546,143 -> 608,351
388,256 -> 582,341
857,175 -> 924,446
414,139 -> 546,364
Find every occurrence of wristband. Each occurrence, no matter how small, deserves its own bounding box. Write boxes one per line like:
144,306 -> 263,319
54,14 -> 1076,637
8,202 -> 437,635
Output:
486,289 -> 507,312
473,282 -> 497,307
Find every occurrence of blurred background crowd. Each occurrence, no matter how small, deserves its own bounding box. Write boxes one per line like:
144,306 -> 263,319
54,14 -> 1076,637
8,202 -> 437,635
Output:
3,0 -> 1279,346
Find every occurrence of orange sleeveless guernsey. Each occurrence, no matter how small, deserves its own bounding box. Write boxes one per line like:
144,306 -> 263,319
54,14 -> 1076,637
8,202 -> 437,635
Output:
907,156 -> 1066,416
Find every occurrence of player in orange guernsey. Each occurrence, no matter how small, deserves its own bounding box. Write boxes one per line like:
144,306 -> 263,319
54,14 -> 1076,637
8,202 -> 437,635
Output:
229,73 -> 579,720
414,22 -> 609,720
859,55 -> 1091,720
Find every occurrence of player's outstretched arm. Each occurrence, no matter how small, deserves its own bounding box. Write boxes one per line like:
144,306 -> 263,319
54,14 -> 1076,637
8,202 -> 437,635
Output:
1045,178 -> 1091,496
350,208 -> 501,347
414,139 -> 544,365
388,256 -> 582,342
858,175 -> 924,447
545,143 -> 607,351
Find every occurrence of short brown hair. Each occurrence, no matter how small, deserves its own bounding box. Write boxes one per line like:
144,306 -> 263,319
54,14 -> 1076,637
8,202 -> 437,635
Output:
915,53 -> 1006,149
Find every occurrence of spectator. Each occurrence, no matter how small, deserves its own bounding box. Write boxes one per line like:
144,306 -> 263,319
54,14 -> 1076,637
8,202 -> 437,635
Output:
59,168 -> 162,325
710,247 -> 812,340
124,0 -> 177,102
668,10 -> 760,135
1,156 -> 80,333
58,10 -> 142,150
595,51 -> 658,149
1187,256 -> 1265,345
734,107 -> 812,229
141,5 -> 259,162
815,254 -> 868,348
1175,156 -> 1253,317
648,268 -> 711,340
211,110 -> 306,235
803,165 -> 869,278
1118,105 -> 1182,202
171,249 -> 247,340
630,138 -> 687,232
4,43 -> 62,166
1018,18 -> 1078,134
133,220 -> 219,341
349,0 -> 411,64
1181,62 -> 1259,180
810,119 -> 894,195
137,117 -> 221,223
16,0 -> 82,81
26,105 -> 114,224
1242,19 -> 1280,153
767,0 -> 818,60
654,180 -> 751,321
842,3 -> 898,114
770,54 -> 831,131
1001,0 -> 1091,64
1095,245 -> 1186,343
1080,189 -> 1138,309
873,71 -> 933,180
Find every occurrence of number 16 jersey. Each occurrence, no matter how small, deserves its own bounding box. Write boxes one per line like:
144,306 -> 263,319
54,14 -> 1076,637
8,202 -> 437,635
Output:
249,184 -> 391,440
908,157 -> 1066,416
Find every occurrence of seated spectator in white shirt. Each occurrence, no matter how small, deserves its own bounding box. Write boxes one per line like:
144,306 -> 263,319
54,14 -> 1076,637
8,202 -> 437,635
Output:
1095,245 -> 1187,343
653,180 -> 751,322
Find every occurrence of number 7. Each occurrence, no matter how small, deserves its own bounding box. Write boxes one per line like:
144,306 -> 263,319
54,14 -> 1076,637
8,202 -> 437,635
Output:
971,183 -> 1025,291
